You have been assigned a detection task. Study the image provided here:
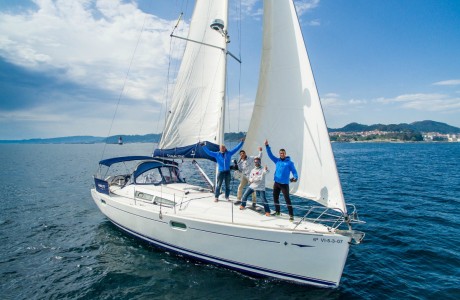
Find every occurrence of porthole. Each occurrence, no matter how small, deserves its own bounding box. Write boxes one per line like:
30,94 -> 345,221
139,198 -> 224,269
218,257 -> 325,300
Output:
170,221 -> 187,230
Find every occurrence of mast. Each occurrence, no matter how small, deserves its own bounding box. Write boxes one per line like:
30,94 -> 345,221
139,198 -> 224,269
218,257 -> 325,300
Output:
213,8 -> 230,184
213,17 -> 229,147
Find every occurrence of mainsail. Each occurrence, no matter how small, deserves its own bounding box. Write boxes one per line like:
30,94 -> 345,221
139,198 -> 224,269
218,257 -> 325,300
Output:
158,0 -> 228,151
245,0 -> 346,212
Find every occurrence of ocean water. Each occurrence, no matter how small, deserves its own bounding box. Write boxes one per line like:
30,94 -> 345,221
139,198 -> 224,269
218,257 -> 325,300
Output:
0,142 -> 459,299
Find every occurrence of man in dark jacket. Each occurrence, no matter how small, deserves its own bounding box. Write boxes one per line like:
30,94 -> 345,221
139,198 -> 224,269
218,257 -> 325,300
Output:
265,139 -> 298,221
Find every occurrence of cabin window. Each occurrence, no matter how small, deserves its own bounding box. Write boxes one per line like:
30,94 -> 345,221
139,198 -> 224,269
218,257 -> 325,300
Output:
170,221 -> 187,230
154,196 -> 175,207
159,166 -> 182,184
136,168 -> 162,184
135,191 -> 154,202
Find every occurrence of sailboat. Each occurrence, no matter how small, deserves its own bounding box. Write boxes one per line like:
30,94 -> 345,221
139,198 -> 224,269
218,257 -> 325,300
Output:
91,0 -> 364,288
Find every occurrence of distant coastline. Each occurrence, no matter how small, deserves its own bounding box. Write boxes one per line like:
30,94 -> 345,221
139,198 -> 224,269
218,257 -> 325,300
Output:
1,120 -> 459,144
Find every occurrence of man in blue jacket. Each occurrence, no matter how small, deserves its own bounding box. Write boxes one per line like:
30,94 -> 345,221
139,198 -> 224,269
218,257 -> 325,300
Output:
264,139 -> 298,221
203,138 -> 245,202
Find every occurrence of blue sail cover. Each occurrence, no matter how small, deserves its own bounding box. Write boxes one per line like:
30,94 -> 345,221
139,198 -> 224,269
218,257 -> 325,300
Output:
99,156 -> 156,167
153,142 -> 219,162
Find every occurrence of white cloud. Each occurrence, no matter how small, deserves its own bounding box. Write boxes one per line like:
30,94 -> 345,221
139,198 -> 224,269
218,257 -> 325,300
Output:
0,0 -> 181,102
229,0 -> 262,20
234,0 -> 320,20
323,93 -> 339,98
321,93 -> 366,108
307,19 -> 321,26
240,0 -> 260,16
294,0 -> 320,17
319,92 -> 460,128
0,108 -> 66,123
433,79 -> 460,86
320,93 -> 364,119
321,93 -> 343,107
375,93 -> 460,112
376,93 -> 442,103
0,90 -> 164,138
349,99 -> 367,105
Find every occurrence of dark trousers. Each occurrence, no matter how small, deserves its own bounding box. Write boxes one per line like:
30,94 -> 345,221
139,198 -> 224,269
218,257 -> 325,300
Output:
215,171 -> 231,199
273,182 -> 293,217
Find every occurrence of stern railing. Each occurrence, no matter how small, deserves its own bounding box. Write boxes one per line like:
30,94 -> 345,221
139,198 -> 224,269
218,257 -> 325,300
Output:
293,204 -> 365,244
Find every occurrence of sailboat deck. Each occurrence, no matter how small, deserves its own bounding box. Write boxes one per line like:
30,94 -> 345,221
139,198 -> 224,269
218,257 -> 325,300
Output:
178,197 -> 329,233
110,183 -> 332,234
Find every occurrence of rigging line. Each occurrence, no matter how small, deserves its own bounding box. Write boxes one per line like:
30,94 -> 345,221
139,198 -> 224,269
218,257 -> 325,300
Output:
238,57 -> 242,133
184,0 -> 190,18
157,1 -> 188,142
166,6 -> 190,125
228,0 -> 244,135
100,8 -> 150,160
156,35 -> 174,137
157,11 -> 184,137
171,12 -> 183,36
226,67 -> 231,134
238,0 -> 242,58
238,0 -> 242,133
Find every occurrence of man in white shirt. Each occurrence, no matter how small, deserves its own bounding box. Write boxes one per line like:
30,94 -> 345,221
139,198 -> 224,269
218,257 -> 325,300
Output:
234,147 -> 262,208
238,157 -> 271,216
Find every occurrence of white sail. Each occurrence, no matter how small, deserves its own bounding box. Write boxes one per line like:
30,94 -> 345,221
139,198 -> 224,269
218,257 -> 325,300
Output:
159,0 -> 228,149
245,0 -> 346,212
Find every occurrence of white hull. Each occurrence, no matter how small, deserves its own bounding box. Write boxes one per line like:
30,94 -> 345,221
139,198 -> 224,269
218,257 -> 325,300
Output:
91,183 -> 350,288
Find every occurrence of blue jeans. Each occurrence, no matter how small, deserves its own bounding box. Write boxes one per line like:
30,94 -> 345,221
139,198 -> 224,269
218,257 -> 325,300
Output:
215,171 -> 231,199
241,188 -> 270,213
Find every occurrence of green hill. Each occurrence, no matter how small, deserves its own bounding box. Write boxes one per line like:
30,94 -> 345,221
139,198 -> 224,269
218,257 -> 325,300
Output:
329,120 -> 460,134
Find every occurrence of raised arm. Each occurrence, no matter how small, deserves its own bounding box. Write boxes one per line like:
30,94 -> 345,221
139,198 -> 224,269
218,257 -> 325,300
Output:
201,143 -> 218,158
256,146 -> 263,159
264,140 -> 278,164
228,140 -> 244,156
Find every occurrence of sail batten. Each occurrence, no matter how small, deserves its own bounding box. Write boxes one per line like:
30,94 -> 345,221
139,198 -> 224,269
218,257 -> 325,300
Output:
245,0 -> 346,212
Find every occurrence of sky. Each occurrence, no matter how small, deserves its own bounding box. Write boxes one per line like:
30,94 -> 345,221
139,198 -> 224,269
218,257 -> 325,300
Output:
0,0 -> 459,140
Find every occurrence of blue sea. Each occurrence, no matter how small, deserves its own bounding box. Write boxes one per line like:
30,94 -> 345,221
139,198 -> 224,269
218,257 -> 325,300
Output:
1,142 -> 459,299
